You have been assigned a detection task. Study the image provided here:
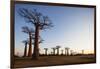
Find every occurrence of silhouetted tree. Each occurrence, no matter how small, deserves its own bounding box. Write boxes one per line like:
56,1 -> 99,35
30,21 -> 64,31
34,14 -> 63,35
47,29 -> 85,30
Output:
31,34 -> 44,44
51,48 -> 56,55
61,49 -> 64,55
18,8 -> 53,59
32,37 -> 44,55
70,50 -> 73,56
56,46 -> 61,55
22,40 -> 29,57
22,26 -> 34,57
44,48 -> 48,55
65,47 -> 70,56
82,50 -> 84,55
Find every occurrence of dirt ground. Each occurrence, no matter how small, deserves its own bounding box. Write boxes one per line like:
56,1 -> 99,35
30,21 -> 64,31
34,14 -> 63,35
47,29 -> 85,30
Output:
13,55 -> 96,68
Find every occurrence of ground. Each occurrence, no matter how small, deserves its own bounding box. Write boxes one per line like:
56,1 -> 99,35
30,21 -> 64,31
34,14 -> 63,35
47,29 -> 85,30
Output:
13,55 -> 96,68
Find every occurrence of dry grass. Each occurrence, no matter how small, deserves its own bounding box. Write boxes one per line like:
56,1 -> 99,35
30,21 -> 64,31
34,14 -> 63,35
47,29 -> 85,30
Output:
14,55 -> 96,68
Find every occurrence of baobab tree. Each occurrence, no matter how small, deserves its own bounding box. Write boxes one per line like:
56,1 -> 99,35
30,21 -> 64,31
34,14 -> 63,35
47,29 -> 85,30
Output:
18,8 -> 53,59
44,48 -> 48,55
61,49 -> 64,55
56,46 -> 61,55
22,26 -> 34,57
65,47 -> 70,56
70,50 -> 73,56
22,40 -> 29,57
32,36 -> 44,55
31,34 -> 44,44
82,50 -> 84,55
51,47 -> 56,55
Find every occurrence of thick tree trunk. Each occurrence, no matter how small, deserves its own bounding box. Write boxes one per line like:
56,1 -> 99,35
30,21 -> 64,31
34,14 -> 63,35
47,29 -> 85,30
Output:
82,50 -> 84,54
33,25 -> 39,59
45,50 -> 47,55
65,50 -> 67,55
70,50 -> 73,56
57,49 -> 59,55
24,43 -> 27,57
28,34 -> 32,57
53,49 -> 55,55
67,50 -> 69,56
61,50 -> 63,55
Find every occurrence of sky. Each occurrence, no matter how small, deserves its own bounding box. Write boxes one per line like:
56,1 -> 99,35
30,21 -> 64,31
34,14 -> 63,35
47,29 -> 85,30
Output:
15,3 -> 95,56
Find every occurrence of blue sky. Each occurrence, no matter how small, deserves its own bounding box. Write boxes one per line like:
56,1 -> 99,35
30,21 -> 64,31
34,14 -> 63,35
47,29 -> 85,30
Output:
15,3 -> 94,56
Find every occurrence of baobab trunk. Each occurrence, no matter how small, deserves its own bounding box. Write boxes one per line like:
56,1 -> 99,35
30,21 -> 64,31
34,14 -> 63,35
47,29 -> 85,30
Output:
24,43 -> 27,57
45,50 -> 47,55
70,50 -> 73,56
65,48 -> 69,56
33,25 -> 39,59
57,49 -> 59,55
28,34 -> 32,57
53,49 -> 55,55
65,50 -> 67,55
67,49 -> 69,56
52,48 -> 56,55
61,50 -> 63,55
82,50 -> 84,55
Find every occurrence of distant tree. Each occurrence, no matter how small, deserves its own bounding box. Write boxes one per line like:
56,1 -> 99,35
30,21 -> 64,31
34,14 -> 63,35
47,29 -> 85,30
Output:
70,50 -> 73,56
18,8 -> 53,59
56,46 -> 61,55
22,40 -> 29,57
51,47 -> 56,55
61,49 -> 64,55
44,48 -> 48,55
82,50 -> 84,55
22,26 -> 34,57
65,47 -> 70,56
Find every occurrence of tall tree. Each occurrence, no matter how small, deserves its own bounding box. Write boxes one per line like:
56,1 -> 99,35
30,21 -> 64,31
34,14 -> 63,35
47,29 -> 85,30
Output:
32,37 -> 44,55
56,46 -> 61,55
51,47 -> 56,55
22,40 -> 29,57
70,50 -> 73,56
82,50 -> 84,55
22,26 -> 34,57
18,8 -> 53,59
44,48 -> 48,55
61,49 -> 64,55
31,34 -> 44,45
65,47 -> 70,56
